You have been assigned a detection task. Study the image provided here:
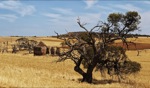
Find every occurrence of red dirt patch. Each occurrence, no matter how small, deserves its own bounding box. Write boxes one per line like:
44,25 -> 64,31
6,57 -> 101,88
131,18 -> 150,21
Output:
112,42 -> 150,50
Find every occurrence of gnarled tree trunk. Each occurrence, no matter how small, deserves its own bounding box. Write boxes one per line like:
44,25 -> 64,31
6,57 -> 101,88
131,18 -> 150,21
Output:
74,55 -> 98,83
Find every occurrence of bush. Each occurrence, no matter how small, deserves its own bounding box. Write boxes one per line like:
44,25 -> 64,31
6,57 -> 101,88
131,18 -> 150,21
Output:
121,61 -> 141,74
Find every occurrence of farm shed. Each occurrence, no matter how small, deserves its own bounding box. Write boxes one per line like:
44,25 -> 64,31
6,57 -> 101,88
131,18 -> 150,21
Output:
33,41 -> 47,56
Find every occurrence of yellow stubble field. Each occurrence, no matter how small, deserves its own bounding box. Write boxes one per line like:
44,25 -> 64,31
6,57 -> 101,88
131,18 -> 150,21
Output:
0,36 -> 150,88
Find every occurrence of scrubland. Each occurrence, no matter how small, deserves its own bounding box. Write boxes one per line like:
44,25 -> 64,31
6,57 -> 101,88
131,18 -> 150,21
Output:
0,36 -> 150,88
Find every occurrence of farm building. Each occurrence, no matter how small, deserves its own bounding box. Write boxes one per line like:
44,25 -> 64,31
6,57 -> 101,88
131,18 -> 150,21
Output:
33,41 -> 47,56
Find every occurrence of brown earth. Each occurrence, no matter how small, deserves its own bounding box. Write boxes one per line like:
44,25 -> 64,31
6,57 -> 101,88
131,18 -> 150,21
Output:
112,42 -> 150,50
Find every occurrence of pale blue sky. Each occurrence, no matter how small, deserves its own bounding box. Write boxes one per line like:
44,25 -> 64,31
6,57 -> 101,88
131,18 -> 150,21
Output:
0,0 -> 150,36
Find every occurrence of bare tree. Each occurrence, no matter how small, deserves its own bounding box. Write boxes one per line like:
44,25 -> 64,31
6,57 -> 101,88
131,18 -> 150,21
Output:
12,45 -> 17,53
15,38 -> 38,53
16,37 -> 29,50
56,11 -> 141,83
28,40 -> 38,53
0,42 -> 8,53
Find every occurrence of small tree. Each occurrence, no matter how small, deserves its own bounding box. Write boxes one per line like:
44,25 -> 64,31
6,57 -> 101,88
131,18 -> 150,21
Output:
56,11 -> 141,83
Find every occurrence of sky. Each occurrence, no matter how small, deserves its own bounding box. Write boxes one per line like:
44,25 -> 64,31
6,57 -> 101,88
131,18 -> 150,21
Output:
0,0 -> 150,36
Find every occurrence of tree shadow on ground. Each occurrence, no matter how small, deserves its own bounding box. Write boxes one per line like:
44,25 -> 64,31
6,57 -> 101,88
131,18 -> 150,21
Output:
77,78 -> 136,85
78,78 -> 118,85
93,79 -> 118,84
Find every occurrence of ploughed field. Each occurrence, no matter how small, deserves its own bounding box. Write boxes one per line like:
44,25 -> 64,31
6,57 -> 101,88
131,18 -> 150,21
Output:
113,37 -> 150,50
0,36 -> 150,87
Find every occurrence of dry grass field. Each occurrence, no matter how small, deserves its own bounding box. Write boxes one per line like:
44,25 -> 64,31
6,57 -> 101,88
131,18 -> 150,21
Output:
0,36 -> 150,87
